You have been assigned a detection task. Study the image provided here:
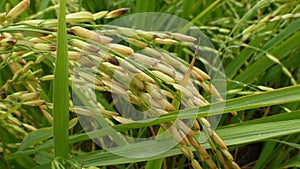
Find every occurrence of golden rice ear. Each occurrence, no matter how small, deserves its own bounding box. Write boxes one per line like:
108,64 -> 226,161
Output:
161,52 -> 182,66
199,117 -> 211,128
39,19 -> 58,27
66,12 -> 95,23
205,159 -> 218,169
191,159 -> 203,169
151,70 -> 175,84
179,146 -> 194,160
10,91 -> 28,99
192,67 -> 210,80
221,149 -> 234,161
71,26 -> 113,44
50,51 -> 83,61
32,43 -> 56,51
170,33 -> 197,42
23,100 -> 45,106
215,150 -> 227,166
127,90 -> 142,105
155,63 -> 176,77
135,72 -> 155,83
30,35 -> 54,43
0,38 -> 17,47
130,77 -> 145,90
6,0 -> 30,20
19,92 -> 40,102
160,90 -> 174,100
211,131 -> 227,150
153,38 -> 178,45
142,47 -> 163,58
67,51 -> 82,61
22,123 -> 37,131
69,39 -> 99,53
116,57 -> 140,73
135,30 -> 155,40
93,11 -> 108,20
105,43 -> 134,56
173,84 -> 193,98
132,53 -> 159,65
105,8 -> 130,19
40,75 -> 54,81
19,19 -> 45,26
124,38 -> 148,48
231,162 -> 242,169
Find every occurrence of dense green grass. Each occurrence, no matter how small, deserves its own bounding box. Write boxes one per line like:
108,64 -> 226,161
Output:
0,0 -> 300,169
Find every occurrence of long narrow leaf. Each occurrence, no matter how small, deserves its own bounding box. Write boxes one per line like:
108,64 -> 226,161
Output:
8,85 -> 300,159
53,0 -> 69,159
34,118 -> 300,168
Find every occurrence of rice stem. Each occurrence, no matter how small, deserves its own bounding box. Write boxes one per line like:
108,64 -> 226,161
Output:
53,0 -> 69,160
